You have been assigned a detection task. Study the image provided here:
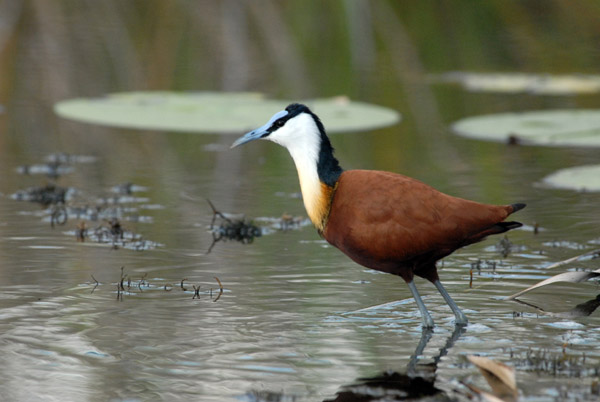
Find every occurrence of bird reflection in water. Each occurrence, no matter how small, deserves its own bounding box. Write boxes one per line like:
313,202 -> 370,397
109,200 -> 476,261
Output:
325,325 -> 466,402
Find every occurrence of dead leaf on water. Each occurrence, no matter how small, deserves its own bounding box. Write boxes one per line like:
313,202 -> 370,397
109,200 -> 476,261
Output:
513,294 -> 600,318
545,248 -> 600,270
467,355 -> 518,402
507,268 -> 600,300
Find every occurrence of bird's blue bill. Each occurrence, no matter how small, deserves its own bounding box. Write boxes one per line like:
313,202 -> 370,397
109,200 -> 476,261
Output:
231,109 -> 288,148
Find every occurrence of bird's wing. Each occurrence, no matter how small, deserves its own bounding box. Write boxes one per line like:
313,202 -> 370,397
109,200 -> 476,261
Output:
325,170 -> 511,264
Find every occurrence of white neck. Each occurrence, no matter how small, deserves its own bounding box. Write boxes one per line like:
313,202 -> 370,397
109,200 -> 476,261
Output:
267,114 -> 326,227
289,143 -> 322,226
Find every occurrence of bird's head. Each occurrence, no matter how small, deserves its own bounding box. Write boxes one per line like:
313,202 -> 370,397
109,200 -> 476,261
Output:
231,103 -> 343,189
231,103 -> 323,150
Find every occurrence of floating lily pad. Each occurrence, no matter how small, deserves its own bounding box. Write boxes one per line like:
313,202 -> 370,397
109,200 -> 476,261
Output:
541,164 -> 600,192
434,72 -> 600,95
54,92 -> 400,134
452,110 -> 600,147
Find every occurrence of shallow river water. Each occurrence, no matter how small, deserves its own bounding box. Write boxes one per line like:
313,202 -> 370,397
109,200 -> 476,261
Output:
1,2 -> 600,401
1,129 -> 599,401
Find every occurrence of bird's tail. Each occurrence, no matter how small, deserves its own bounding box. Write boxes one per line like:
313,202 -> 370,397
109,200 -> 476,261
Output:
463,203 -> 526,246
510,203 -> 526,213
474,221 -> 522,240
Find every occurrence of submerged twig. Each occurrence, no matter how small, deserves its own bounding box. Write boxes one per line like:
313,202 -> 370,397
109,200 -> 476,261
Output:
213,276 -> 224,302
50,205 -> 68,227
207,198 -> 231,229
87,268 -> 222,303
90,274 -> 99,293
138,273 -> 147,291
116,266 -> 126,301
119,266 -> 126,292
206,236 -> 219,255
76,221 -> 87,242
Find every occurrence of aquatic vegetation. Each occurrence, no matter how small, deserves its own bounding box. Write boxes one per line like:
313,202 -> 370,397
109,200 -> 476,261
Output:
541,164 -> 600,192
15,153 -> 96,179
494,235 -> 526,258
433,72 -> 600,95
54,92 -> 401,134
11,184 -> 75,206
204,199 -> 310,253
66,218 -> 162,251
509,348 -> 600,378
452,110 -> 600,147
206,199 -> 262,254
10,153 -> 160,250
16,164 -> 74,178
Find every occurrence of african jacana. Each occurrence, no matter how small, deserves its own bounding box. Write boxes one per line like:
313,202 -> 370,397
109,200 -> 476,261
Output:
232,103 -> 525,328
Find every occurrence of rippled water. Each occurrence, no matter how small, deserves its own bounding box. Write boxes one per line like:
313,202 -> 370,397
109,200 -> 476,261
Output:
1,135 -> 599,401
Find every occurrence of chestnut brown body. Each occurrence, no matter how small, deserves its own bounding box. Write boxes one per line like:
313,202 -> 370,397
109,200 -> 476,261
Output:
324,170 -> 521,283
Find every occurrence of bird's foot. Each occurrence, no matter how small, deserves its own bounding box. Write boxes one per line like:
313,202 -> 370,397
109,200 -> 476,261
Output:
453,310 -> 468,327
421,313 -> 435,329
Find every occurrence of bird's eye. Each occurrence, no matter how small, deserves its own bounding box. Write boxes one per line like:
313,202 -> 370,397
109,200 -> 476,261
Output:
273,119 -> 284,128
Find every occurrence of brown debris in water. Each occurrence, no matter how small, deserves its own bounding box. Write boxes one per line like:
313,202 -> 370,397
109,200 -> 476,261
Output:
13,184 -> 69,206
11,154 -> 161,250
206,199 -> 262,254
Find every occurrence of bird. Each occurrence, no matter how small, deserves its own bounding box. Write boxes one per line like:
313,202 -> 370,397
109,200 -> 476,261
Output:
231,103 -> 525,328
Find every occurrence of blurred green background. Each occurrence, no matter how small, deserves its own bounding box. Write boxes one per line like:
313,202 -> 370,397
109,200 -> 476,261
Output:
2,0 -> 600,166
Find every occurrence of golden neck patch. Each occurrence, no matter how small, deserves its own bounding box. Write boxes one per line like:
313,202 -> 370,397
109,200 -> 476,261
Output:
303,181 -> 337,233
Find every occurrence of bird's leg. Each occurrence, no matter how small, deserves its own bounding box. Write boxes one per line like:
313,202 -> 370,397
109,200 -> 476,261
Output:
407,326 -> 434,376
433,280 -> 468,326
407,281 -> 435,328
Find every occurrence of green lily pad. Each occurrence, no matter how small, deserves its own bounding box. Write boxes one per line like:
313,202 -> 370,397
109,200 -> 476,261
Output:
434,72 -> 600,95
54,92 -> 400,134
451,110 -> 600,147
541,164 -> 600,192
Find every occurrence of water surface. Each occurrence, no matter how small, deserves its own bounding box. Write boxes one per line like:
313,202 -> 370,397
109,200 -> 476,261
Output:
1,2 -> 600,401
